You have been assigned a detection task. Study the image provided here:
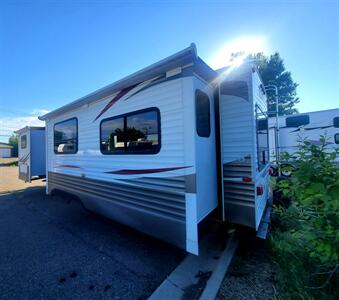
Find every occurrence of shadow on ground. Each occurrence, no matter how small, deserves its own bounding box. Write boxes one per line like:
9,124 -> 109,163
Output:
0,186 -> 185,299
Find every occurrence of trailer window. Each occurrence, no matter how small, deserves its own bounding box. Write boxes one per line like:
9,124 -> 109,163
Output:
335,134 -> 339,144
333,117 -> 339,128
54,118 -> 78,154
256,105 -> 269,171
100,108 -> 160,154
286,115 -> 309,127
196,90 -> 211,137
21,135 -> 27,149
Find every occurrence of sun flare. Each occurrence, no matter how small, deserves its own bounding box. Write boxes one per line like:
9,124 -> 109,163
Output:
209,36 -> 267,69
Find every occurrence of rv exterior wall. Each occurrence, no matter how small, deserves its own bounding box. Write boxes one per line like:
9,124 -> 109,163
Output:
193,77 -> 218,223
251,70 -> 270,229
269,108 -> 339,162
18,129 -> 31,182
30,129 -> 46,177
45,76 -> 205,254
219,65 -> 270,230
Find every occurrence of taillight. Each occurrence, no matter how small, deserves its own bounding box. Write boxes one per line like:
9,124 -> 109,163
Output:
257,185 -> 264,195
242,177 -> 252,182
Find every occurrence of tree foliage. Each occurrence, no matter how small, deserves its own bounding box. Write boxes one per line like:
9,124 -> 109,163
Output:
271,136 -> 339,299
247,52 -> 299,115
8,134 -> 18,157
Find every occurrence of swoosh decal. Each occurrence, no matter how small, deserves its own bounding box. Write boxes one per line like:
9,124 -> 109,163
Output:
93,74 -> 166,122
55,165 -> 82,169
93,83 -> 140,122
105,166 -> 192,175
18,153 -> 30,163
289,125 -> 333,133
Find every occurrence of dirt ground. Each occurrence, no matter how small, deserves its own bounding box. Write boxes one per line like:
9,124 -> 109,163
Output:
217,232 -> 278,300
0,166 -> 45,193
0,157 -> 17,165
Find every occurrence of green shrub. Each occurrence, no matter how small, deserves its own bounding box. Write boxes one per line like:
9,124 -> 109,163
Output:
271,136 -> 339,299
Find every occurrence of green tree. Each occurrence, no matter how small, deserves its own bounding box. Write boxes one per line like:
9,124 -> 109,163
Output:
248,52 -> 299,115
8,134 -> 18,157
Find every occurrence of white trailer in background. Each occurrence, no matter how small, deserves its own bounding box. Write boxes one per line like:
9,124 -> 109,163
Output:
39,44 -> 271,254
16,126 -> 46,182
0,143 -> 13,158
269,108 -> 339,166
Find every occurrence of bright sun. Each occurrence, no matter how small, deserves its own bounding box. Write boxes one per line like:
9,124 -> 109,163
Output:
209,36 -> 267,69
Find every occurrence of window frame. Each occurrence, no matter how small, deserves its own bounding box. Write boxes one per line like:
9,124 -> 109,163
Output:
255,105 -> 269,171
53,117 -> 78,155
100,107 -> 161,155
286,115 -> 310,127
333,117 -> 339,128
195,89 -> 211,138
21,134 -> 27,149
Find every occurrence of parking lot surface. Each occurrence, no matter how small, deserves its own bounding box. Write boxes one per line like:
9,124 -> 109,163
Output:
0,167 -> 185,299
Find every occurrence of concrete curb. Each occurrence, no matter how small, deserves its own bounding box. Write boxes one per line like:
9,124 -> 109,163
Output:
199,232 -> 238,300
149,228 -> 238,300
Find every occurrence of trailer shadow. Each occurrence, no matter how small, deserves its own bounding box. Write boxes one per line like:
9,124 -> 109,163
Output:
0,186 -> 186,299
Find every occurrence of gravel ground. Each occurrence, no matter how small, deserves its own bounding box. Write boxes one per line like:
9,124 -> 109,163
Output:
0,166 -> 44,194
0,167 -> 185,299
217,232 -> 278,300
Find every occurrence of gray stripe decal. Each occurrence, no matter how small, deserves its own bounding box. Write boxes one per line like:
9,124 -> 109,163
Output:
48,172 -> 187,249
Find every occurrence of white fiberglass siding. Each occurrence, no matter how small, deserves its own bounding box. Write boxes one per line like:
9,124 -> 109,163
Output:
220,97 -> 253,164
46,78 -> 186,181
252,70 -> 269,229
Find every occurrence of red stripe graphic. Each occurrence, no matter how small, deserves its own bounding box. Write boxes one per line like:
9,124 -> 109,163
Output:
105,166 -> 192,175
55,165 -> 82,169
94,83 -> 140,122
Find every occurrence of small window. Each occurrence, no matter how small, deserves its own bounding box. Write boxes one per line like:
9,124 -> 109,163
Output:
258,119 -> 268,131
196,90 -> 211,137
100,108 -> 161,154
335,134 -> 339,144
286,115 -> 310,127
54,118 -> 78,154
333,117 -> 339,128
21,135 -> 27,149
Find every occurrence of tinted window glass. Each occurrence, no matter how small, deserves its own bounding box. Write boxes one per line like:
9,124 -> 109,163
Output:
100,117 -> 125,154
196,90 -> 211,137
54,118 -> 78,154
333,117 -> 339,128
335,134 -> 339,144
256,106 -> 269,171
126,110 -> 159,153
21,135 -> 27,149
286,115 -> 309,127
258,119 -> 268,131
100,108 -> 160,155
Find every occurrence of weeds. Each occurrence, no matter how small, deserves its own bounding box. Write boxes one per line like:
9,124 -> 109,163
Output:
270,136 -> 339,299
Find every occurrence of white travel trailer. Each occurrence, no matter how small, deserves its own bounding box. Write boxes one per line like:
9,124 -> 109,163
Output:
16,126 -> 46,182
39,44 -> 270,254
0,143 -> 13,158
269,108 -> 339,165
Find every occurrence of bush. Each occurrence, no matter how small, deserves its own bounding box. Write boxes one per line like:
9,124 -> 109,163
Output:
270,136 -> 339,299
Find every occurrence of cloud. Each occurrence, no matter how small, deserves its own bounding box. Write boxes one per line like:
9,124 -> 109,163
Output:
0,109 -> 50,142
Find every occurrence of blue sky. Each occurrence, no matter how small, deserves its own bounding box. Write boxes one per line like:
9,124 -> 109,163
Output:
0,0 -> 338,142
